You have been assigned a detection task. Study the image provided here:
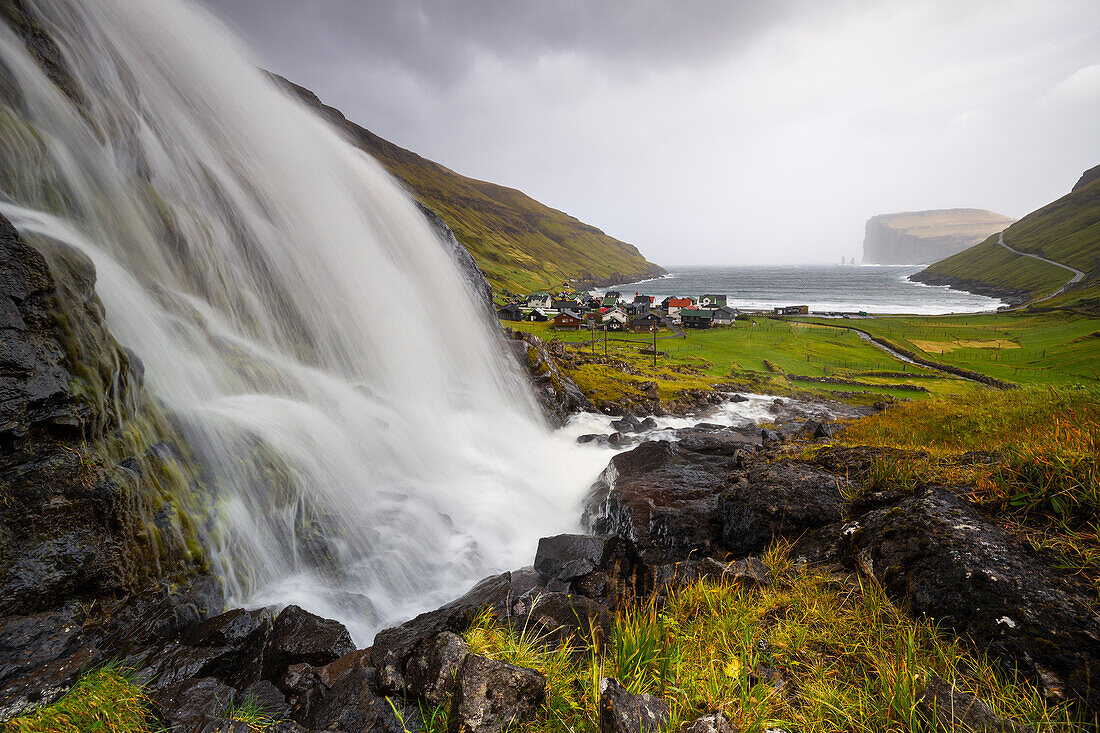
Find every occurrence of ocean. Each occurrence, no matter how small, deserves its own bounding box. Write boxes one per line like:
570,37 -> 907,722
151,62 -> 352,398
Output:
610,265 -> 1003,315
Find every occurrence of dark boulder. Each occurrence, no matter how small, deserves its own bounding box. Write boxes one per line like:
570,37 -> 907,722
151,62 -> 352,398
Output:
577,433 -> 611,446
718,460 -> 849,556
449,655 -> 546,733
597,677 -> 669,733
153,676 -> 236,732
0,611 -> 102,721
916,676 -> 1035,733
263,605 -> 354,678
583,440 -> 741,565
844,488 -> 1100,710
373,572 -> 514,695
277,662 -> 326,722
533,534 -> 640,605
404,631 -> 469,706
129,641 -> 233,693
238,679 -> 292,720
304,666 -> 418,733
650,557 -> 770,594
316,648 -> 372,688
508,589 -> 612,649
611,414 -> 644,433
181,608 -> 272,691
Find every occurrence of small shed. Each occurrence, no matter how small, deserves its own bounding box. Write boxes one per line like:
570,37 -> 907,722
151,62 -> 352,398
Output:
497,303 -> 523,321
631,312 -> 662,332
681,309 -> 715,329
526,309 -> 549,322
774,305 -> 810,315
554,310 -> 584,330
712,306 -> 736,324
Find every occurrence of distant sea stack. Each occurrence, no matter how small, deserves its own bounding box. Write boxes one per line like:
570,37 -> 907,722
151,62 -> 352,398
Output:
862,209 -> 1015,265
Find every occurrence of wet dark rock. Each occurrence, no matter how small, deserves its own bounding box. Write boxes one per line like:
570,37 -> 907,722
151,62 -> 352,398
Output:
597,677 -> 669,733
682,711 -> 738,733
0,216 -> 203,617
916,676 -> 1035,733
844,488 -> 1100,710
278,662 -> 326,722
131,641 -> 232,693
239,679 -> 292,719
405,631 -> 469,706
639,417 -> 658,430
154,676 -> 236,732
674,429 -> 758,457
317,648 -> 372,688
450,654 -> 546,733
181,608 -> 272,690
305,666 -> 417,733
535,534 -> 612,585
577,433 -> 611,446
650,557 -> 770,594
373,572 -> 514,695
803,420 -> 841,439
718,460 -> 849,556
503,331 -> 593,427
584,440 -> 742,565
509,589 -> 612,649
611,414 -> 644,433
89,574 -> 224,657
264,605 -> 354,678
0,611 -> 102,721
760,428 -> 781,444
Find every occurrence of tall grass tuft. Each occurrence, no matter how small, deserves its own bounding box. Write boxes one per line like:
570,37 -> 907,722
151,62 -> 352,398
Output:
2,663 -> 152,733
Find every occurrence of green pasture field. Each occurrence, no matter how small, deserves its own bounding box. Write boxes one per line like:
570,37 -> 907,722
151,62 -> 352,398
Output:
797,312 -> 1100,387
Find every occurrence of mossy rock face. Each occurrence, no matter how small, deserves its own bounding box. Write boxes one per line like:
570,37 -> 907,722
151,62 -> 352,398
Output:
0,214 -> 206,615
0,0 -> 87,115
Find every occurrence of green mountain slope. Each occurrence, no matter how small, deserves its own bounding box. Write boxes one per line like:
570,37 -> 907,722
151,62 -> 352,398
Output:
274,76 -> 665,294
913,166 -> 1100,311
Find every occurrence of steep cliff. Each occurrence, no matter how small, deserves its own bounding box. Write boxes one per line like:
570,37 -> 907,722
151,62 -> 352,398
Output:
862,209 -> 1015,265
913,167 -> 1100,311
0,214 -> 209,617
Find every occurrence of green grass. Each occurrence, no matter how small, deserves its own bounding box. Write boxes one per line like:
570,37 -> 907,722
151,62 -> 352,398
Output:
458,544 -> 1079,733
3,663 -> 282,733
835,386 -> 1100,593
507,318 -> 975,408
800,312 -> 1100,387
1,663 -> 152,733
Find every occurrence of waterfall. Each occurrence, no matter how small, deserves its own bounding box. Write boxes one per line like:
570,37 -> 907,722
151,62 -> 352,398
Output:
0,0 -> 610,643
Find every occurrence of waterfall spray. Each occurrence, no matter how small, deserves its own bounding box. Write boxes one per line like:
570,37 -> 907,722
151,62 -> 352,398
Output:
0,0 -> 610,642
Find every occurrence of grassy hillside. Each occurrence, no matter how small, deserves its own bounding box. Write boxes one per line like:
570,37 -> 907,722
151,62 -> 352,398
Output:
915,168 -> 1100,309
273,77 -> 665,294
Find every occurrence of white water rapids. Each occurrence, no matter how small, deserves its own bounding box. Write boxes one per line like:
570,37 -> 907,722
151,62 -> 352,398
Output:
0,0 -> 784,644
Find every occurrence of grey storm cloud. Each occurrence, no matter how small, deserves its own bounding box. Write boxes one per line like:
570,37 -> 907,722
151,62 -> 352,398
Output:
201,0 -> 793,85
195,0 -> 1100,267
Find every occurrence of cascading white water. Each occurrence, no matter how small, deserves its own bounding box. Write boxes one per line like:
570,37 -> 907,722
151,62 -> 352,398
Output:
0,0 -> 613,642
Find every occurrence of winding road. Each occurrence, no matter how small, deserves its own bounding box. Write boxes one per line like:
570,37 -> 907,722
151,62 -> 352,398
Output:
997,231 -> 1085,305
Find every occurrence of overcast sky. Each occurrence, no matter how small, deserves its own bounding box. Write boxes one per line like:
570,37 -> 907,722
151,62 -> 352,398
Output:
199,0 -> 1099,266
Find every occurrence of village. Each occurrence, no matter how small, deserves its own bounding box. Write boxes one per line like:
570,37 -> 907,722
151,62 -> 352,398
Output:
496,289 -> 810,331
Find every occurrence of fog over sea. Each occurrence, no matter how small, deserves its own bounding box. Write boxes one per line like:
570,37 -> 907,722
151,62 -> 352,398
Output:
610,265 -> 1004,315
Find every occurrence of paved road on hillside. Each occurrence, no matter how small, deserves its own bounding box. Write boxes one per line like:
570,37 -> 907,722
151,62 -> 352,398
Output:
997,230 -> 1085,306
